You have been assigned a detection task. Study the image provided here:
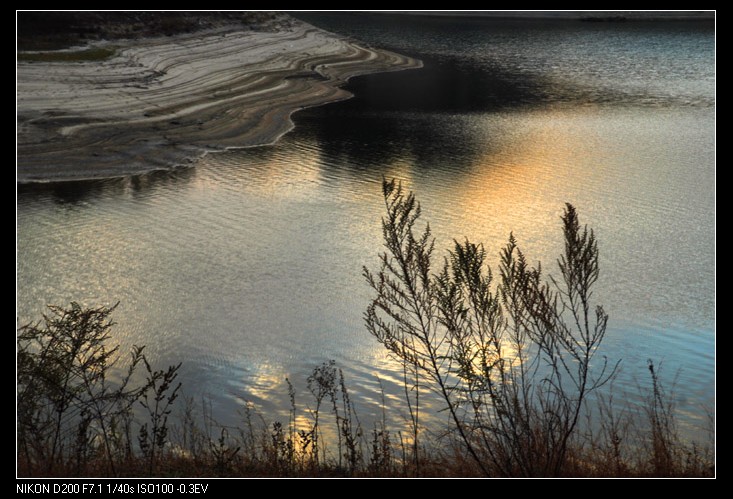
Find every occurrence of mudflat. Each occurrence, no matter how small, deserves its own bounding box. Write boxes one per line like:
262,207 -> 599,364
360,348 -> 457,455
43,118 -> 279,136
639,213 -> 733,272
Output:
17,13 -> 421,182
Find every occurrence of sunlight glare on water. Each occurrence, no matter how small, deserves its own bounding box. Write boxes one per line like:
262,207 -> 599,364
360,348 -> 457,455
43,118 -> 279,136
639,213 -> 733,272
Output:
17,16 -> 714,441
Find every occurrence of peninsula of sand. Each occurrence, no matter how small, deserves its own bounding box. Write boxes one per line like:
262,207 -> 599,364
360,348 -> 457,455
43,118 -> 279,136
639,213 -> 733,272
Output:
17,14 -> 421,182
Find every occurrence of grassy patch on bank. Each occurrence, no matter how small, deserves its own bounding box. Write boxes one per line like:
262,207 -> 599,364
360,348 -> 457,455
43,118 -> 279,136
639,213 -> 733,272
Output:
17,47 -> 116,62
17,11 -> 289,51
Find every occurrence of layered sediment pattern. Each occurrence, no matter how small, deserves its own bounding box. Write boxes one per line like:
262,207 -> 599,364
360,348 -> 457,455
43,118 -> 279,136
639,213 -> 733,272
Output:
17,21 -> 421,182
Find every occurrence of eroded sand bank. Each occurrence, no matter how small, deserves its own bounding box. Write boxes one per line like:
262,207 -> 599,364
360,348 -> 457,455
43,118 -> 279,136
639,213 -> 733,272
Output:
17,19 -> 421,182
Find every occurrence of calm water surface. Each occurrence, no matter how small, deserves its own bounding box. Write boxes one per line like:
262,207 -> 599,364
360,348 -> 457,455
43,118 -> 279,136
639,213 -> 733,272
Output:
17,15 -> 714,439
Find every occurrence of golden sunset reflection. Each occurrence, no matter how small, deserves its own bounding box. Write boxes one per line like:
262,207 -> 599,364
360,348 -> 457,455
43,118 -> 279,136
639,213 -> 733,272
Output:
417,109 -> 609,269
17,14 -> 715,475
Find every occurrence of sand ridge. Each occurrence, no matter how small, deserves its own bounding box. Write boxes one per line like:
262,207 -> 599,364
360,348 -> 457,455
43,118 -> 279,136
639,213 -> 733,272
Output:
17,19 -> 421,182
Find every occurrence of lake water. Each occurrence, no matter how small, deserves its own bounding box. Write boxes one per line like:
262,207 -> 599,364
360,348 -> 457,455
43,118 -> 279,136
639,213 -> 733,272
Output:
17,15 -> 714,441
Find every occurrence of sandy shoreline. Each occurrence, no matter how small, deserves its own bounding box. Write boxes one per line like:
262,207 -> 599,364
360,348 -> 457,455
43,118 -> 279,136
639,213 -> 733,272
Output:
17,18 -> 421,183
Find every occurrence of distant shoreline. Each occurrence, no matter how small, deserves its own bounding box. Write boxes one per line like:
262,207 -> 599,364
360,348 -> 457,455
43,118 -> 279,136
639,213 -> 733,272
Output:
370,10 -> 715,21
16,13 -> 421,183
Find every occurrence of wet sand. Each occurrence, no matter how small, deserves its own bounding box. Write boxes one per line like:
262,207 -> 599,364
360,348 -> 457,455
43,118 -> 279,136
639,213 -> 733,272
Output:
17,18 -> 421,182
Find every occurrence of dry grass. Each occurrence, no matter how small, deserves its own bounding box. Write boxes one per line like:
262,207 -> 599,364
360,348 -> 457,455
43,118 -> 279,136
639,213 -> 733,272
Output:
17,347 -> 714,478
16,182 -> 714,478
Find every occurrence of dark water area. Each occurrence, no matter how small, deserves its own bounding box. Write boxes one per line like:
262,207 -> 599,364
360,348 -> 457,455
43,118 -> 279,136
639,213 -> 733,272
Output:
18,14 -> 715,441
